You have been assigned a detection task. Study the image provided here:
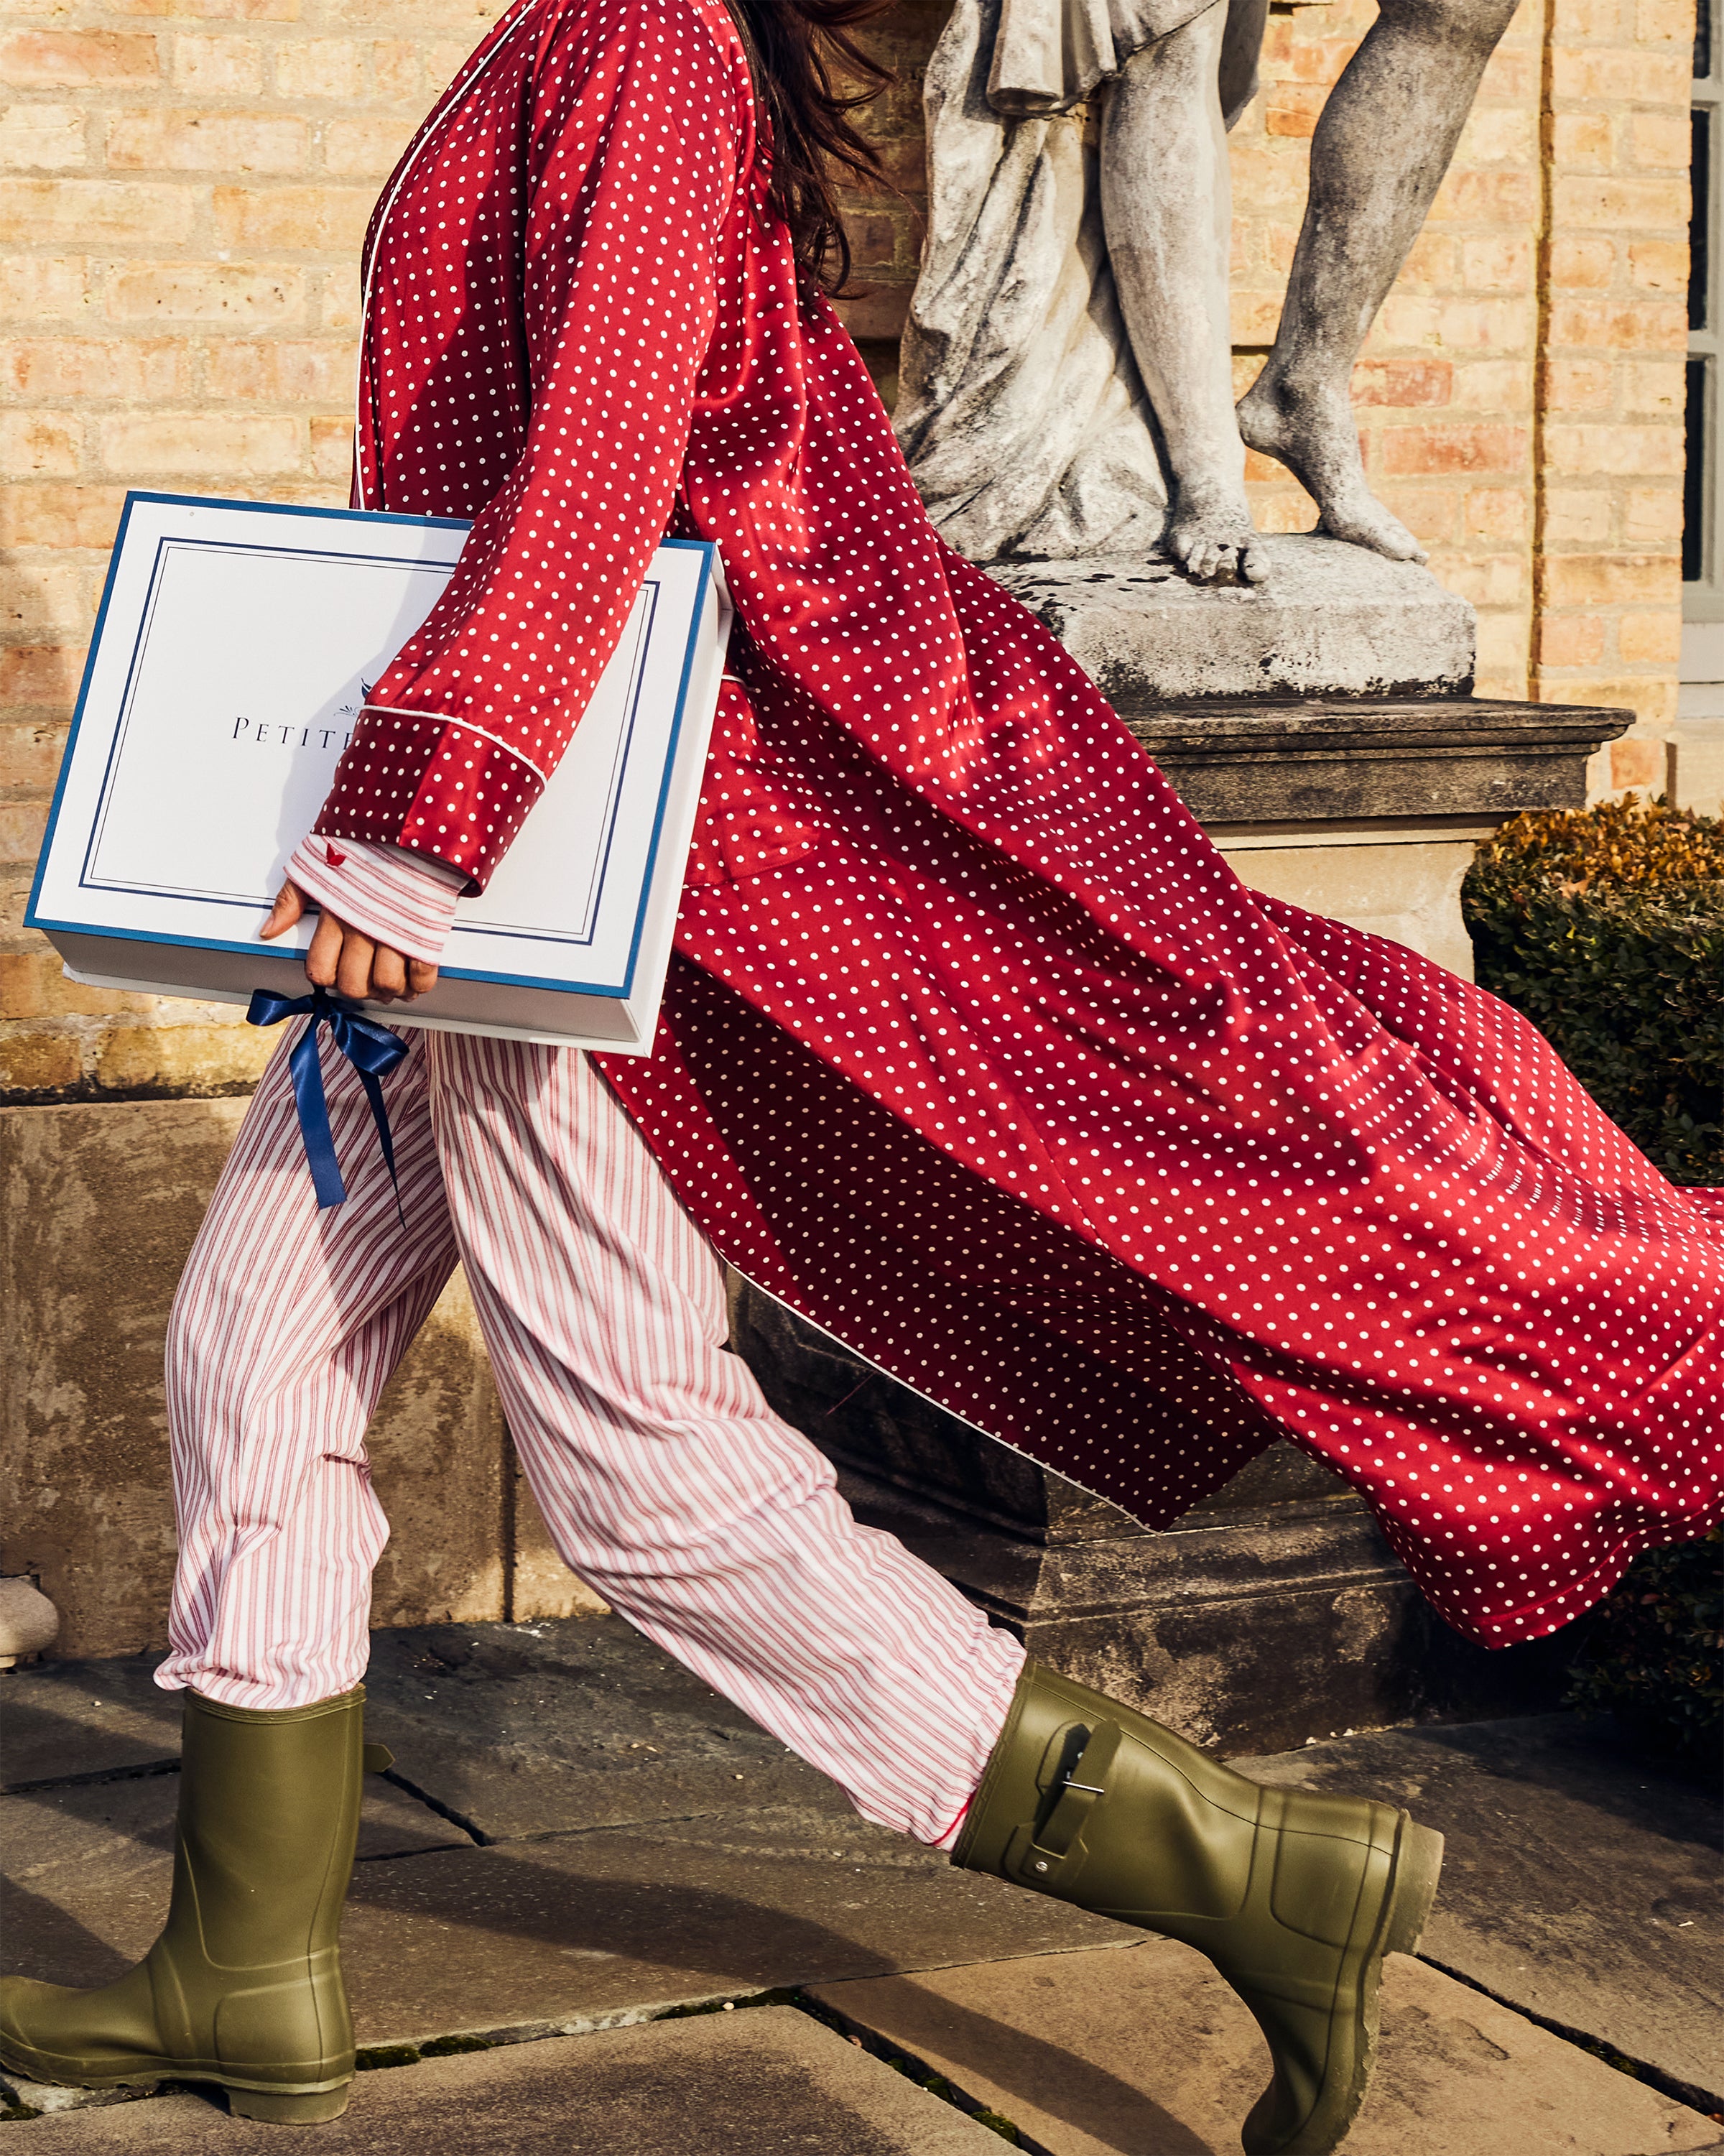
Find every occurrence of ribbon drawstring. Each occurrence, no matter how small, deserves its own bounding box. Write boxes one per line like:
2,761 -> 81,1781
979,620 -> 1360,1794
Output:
246,987 -> 409,1221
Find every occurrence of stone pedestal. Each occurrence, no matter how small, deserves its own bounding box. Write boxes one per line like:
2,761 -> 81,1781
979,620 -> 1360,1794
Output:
988,541 -> 1631,978
1131,690 -> 1635,978
987,537 -> 1477,702
727,549 -> 1629,1749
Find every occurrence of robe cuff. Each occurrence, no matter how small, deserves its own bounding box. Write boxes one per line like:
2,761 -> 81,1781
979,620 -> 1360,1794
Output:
312,705 -> 545,891
286,836 -> 464,966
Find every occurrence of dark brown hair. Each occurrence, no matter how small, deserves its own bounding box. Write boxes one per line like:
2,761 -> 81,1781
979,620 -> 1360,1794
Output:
718,0 -> 896,292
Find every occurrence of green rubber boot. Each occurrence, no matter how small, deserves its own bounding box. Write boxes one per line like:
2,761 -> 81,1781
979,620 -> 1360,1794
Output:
0,1687 -> 366,2123
954,1664 -> 1443,2156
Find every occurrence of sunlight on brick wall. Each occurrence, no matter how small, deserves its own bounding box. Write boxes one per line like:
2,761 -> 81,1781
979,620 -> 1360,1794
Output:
1537,0 -> 1690,792
0,0 -> 510,1098
1,0 -> 1692,1101
1230,0 -> 1545,705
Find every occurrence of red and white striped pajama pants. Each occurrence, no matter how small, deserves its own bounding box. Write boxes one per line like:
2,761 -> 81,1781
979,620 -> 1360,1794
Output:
155,1022 -> 1026,1846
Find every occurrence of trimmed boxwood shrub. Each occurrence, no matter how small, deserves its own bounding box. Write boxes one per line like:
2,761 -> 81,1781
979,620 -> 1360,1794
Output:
1462,795 -> 1724,1187
1461,797 -> 1723,1761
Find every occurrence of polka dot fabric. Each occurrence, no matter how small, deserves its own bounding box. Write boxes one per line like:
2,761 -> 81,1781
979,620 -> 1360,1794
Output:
318,0 -> 1723,1648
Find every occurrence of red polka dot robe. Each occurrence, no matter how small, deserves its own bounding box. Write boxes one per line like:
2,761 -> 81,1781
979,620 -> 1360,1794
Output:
312,0 -> 1723,1649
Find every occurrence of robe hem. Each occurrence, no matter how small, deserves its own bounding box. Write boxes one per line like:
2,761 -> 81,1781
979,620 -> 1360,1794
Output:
719,1255 -> 1254,1555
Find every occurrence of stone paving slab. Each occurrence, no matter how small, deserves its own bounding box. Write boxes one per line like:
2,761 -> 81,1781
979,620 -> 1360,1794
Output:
335,1808 -> 1127,2045
2,1772 -> 1127,2053
4,1619 -> 845,1841
1,1774 -> 469,1994
2,2007 -> 1006,2151
2,1660 -> 182,1792
361,1619 -> 845,1841
810,1943 -> 1724,2156
1233,1714 -> 1724,2107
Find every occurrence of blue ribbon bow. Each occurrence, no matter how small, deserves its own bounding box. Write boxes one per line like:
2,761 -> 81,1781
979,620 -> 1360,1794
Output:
246,987 -> 409,1218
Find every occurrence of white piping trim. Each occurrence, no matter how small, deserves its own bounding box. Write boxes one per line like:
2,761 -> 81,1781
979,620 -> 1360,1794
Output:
361,705 -> 552,782
353,0 -> 539,513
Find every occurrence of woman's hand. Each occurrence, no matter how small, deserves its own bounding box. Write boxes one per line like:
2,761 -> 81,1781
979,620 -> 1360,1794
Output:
261,881 -> 439,1004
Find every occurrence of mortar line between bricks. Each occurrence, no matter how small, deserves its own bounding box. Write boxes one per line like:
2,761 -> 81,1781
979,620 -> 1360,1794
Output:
1414,1953 -> 1724,2123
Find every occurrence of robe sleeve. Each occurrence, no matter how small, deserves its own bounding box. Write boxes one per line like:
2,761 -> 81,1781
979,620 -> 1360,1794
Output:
312,0 -> 749,893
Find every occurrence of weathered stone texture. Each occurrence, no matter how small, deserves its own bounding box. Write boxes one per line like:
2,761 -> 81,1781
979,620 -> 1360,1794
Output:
810,1946 -> 1723,2155
0,1098 -> 603,1655
0,2012 -> 1019,2152
1236,1716 -> 1724,2111
986,541 -> 1478,702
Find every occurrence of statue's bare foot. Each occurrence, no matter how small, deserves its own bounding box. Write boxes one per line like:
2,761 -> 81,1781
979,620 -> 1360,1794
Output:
1237,373 -> 1427,563
1164,481 -> 1271,587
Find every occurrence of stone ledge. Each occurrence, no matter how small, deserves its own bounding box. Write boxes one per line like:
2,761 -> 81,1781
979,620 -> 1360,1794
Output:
1127,696 -> 1635,824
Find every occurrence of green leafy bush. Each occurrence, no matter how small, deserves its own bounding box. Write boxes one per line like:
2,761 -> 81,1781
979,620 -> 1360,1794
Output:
1461,796 -> 1724,1186
1462,798 -> 1723,1757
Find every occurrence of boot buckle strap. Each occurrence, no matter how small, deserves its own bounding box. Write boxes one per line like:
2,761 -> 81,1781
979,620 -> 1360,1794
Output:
1014,1719 -> 1121,1884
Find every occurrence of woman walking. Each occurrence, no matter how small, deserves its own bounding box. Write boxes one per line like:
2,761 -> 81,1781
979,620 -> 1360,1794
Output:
2,0 -> 1718,2147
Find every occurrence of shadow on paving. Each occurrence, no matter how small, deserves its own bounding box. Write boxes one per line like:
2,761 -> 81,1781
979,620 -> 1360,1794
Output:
357,1620 -> 853,1841
330,1804 -> 1126,2045
2,1657 -> 183,1792
1,2011 -> 1007,2152
8,1622 -> 1719,2132
1,1620 -> 1126,2055
811,1943 -> 1724,2156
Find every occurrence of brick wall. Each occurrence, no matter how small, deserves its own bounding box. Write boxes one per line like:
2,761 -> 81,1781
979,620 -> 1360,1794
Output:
1534,0 -> 1691,787
1,0 -> 512,1098
0,0 -> 1692,1100
1233,0 -> 1547,706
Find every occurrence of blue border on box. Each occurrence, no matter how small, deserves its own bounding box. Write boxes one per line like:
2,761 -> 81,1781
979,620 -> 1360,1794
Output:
26,489 -> 718,1004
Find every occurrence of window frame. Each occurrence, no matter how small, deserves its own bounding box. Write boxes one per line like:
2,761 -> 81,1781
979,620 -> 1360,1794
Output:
1685,0 -> 1723,618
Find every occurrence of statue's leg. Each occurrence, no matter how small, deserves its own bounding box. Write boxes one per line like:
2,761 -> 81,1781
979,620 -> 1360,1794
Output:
1103,3 -> 1269,586
1236,0 -> 1521,560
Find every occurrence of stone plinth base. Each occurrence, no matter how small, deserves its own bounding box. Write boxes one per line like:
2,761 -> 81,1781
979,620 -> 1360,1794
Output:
1131,693 -> 1630,974
1214,820 -> 1490,977
728,1284 -> 1569,1754
988,536 -> 1476,702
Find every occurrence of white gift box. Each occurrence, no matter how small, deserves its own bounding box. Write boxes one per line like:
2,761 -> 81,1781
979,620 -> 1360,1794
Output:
27,491 -> 731,1050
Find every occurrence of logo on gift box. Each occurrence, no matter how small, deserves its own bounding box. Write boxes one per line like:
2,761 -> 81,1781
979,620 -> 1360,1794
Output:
230,680 -> 373,753
28,494 -> 727,1052
231,717 -> 356,750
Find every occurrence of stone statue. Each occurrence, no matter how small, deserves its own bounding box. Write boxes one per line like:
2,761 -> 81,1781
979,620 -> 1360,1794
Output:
894,0 -> 1520,582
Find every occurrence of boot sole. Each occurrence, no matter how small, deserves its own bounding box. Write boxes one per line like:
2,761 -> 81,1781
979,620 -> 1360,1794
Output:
0,2032 -> 351,2126
1248,1812 -> 1445,2156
